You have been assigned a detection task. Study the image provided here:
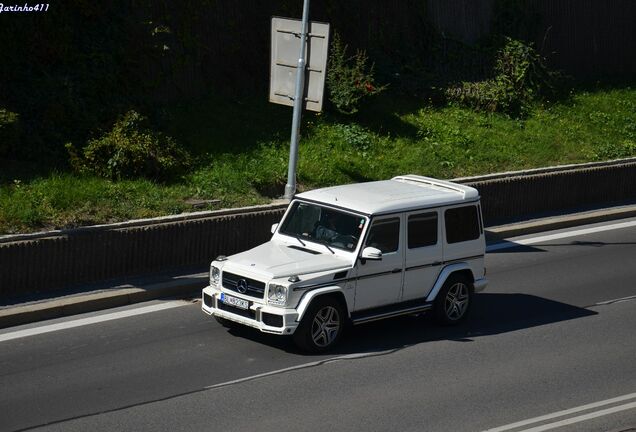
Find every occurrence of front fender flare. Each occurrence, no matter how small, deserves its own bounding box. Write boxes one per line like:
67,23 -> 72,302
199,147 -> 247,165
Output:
296,286 -> 349,323
425,263 -> 474,302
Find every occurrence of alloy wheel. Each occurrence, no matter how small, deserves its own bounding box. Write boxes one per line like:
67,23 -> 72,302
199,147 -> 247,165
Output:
311,306 -> 341,347
444,282 -> 469,321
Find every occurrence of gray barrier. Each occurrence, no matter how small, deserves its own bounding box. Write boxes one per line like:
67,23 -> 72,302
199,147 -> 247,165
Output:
465,161 -> 636,223
1,159 -> 636,299
0,206 -> 287,299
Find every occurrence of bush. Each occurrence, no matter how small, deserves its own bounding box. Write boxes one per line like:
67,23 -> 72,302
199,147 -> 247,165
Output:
67,110 -> 190,181
446,37 -> 561,117
326,32 -> 385,114
0,109 -> 20,157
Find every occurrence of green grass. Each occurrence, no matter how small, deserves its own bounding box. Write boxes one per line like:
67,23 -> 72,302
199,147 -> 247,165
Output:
0,175 -> 190,233
1,87 -> 635,234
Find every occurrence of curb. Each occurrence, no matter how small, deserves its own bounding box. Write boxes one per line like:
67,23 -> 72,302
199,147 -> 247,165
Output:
1,204 -> 635,331
485,204 -> 636,240
0,273 -> 207,330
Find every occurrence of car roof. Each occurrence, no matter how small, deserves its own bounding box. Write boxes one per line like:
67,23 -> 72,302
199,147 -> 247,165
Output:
295,175 -> 480,216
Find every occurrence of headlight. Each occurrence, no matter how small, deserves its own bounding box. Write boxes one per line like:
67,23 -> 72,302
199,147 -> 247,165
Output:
268,283 -> 287,305
210,265 -> 220,286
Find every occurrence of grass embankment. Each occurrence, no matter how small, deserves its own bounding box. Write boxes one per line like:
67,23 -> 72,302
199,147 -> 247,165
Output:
1,87 -> 635,234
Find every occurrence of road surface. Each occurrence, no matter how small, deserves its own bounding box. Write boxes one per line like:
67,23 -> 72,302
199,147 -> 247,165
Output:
1,218 -> 635,432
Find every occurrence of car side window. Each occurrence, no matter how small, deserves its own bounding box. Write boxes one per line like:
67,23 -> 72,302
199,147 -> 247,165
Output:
445,205 -> 480,244
366,218 -> 400,253
408,212 -> 437,248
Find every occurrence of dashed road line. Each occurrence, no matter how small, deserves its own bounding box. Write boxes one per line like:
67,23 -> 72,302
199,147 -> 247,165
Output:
594,294 -> 636,306
205,349 -> 400,390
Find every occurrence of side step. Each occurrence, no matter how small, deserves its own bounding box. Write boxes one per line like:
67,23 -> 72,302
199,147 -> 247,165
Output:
351,299 -> 432,325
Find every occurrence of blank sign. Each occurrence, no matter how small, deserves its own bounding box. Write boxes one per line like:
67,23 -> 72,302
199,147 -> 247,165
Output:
270,17 -> 330,112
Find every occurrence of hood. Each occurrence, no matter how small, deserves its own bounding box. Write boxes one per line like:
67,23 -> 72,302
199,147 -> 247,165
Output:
225,241 -> 351,279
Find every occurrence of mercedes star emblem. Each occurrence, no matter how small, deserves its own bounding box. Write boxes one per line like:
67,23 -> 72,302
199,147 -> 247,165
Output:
237,279 -> 248,294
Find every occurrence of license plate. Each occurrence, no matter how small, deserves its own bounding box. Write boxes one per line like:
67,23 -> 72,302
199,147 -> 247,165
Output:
220,293 -> 249,310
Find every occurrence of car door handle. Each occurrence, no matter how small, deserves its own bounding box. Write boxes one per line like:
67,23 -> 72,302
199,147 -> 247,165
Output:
391,268 -> 402,273
431,261 -> 442,266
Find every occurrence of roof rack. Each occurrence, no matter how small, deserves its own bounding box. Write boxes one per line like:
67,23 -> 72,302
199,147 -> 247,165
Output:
392,175 -> 467,198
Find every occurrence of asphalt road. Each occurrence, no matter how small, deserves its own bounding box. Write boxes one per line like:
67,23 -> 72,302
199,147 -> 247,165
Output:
1,218 -> 635,432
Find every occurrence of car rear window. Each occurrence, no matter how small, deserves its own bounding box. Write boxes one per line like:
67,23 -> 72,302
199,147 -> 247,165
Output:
445,205 -> 480,244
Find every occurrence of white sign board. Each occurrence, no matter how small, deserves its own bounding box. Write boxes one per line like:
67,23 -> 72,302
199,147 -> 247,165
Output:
270,17 -> 330,112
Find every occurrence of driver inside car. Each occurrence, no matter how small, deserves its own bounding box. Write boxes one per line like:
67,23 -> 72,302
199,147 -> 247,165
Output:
314,211 -> 339,242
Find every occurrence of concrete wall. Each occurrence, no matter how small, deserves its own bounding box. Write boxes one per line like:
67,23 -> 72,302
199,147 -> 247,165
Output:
0,206 -> 287,299
1,159 -> 635,299
469,160 -> 636,223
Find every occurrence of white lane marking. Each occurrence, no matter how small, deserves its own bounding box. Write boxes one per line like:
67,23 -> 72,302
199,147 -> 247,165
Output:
595,294 -> 636,305
0,301 -> 188,343
205,350 -> 397,390
514,401 -> 636,432
482,392 -> 636,432
487,219 -> 636,252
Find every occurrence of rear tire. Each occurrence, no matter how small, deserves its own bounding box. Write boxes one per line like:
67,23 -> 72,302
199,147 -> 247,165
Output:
293,296 -> 345,353
433,274 -> 473,325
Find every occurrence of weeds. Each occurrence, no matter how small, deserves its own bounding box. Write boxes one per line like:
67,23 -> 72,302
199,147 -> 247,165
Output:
326,32 -> 386,114
446,38 -> 562,117
67,111 -> 190,181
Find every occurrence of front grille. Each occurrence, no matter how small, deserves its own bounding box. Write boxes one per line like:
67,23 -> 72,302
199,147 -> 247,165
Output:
217,301 -> 256,320
222,272 -> 265,299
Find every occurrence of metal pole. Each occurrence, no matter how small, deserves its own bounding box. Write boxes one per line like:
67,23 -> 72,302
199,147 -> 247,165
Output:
284,0 -> 310,200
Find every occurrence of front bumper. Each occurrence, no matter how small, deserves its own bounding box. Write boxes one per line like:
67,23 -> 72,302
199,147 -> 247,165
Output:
201,286 -> 300,335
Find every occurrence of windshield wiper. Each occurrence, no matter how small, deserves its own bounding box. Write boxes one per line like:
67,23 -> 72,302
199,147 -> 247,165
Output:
295,235 -> 306,247
318,239 -> 335,254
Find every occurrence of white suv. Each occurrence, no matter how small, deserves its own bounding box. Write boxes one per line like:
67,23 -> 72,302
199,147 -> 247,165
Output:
201,175 -> 488,352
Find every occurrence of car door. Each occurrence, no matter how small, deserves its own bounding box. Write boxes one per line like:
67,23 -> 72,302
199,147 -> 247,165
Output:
353,215 -> 404,311
401,210 -> 443,301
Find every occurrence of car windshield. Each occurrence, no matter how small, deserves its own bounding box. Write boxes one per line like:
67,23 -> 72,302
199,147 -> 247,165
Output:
279,201 -> 367,252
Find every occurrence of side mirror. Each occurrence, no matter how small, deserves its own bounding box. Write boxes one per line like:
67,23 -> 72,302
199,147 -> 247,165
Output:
361,246 -> 382,261
271,223 -> 279,234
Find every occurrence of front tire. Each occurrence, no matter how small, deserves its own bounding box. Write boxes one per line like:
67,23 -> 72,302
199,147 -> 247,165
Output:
293,297 -> 345,353
433,275 -> 473,325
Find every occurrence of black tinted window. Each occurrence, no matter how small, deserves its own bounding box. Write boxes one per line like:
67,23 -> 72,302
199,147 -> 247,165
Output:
445,206 -> 480,244
366,218 -> 400,253
408,212 -> 437,248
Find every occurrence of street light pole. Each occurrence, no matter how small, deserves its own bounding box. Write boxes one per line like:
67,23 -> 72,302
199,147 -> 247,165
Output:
284,0 -> 310,200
